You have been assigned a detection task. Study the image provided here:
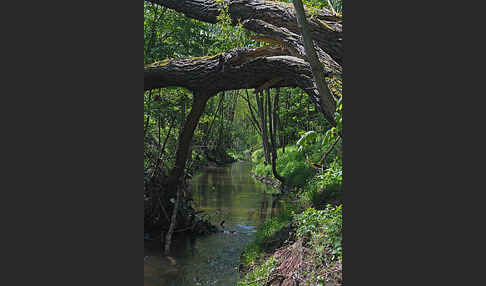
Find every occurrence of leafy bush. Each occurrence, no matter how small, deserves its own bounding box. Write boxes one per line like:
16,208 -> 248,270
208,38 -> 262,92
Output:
254,161 -> 272,177
238,256 -> 279,286
228,150 -> 246,161
321,158 -> 342,191
294,205 -> 342,261
301,157 -> 342,207
251,145 -> 317,187
252,148 -> 264,163
277,145 -> 316,187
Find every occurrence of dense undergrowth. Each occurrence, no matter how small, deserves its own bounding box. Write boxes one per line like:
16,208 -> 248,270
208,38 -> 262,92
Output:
239,134 -> 343,285
238,204 -> 342,286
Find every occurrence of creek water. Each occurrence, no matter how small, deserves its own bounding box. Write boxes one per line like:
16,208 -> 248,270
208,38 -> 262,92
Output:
144,162 -> 281,286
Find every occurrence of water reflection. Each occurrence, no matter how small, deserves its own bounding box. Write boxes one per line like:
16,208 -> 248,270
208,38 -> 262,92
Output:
144,162 -> 280,286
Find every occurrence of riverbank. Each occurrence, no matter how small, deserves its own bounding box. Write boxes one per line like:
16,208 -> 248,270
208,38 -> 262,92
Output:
237,204 -> 343,286
237,147 -> 343,286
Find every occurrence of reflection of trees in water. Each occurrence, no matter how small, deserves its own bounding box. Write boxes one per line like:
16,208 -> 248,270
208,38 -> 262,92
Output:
195,172 -> 209,208
194,162 -> 281,226
247,208 -> 255,223
215,172 -> 223,212
258,192 -> 269,224
270,198 -> 281,218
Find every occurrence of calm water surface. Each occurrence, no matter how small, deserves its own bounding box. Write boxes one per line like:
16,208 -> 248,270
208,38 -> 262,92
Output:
144,162 -> 280,286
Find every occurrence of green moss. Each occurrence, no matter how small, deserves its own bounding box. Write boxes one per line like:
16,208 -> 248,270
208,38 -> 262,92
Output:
147,54 -> 220,68
147,58 -> 172,67
186,55 -> 219,62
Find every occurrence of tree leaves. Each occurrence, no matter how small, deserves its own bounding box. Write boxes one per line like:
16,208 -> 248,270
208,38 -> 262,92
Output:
296,130 -> 317,151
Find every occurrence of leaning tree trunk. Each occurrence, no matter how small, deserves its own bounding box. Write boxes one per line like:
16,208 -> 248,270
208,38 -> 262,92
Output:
166,92 -> 211,188
292,0 -> 336,121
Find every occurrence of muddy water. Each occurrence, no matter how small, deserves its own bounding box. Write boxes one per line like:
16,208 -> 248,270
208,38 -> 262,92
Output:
144,162 -> 280,286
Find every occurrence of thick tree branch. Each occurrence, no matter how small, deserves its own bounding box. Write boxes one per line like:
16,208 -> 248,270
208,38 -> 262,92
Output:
166,93 -> 212,186
144,46 -> 336,125
242,19 -> 342,75
146,0 -> 342,65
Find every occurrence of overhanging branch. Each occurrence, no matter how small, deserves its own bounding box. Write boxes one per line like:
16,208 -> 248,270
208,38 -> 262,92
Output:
144,46 -> 336,125
145,0 -> 342,66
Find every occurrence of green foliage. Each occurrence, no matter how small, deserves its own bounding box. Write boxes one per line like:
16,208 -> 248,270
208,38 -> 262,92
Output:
252,144 -> 326,187
238,256 -> 279,286
334,97 -> 343,135
294,205 -> 342,260
276,146 -> 315,186
296,130 -> 317,152
228,150 -> 247,161
321,158 -> 342,191
272,0 -> 342,18
252,148 -> 264,163
301,157 -> 342,207
254,161 -> 273,177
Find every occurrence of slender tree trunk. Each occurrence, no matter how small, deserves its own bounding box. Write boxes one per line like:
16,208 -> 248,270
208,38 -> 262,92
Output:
144,90 -> 154,135
179,93 -> 186,137
244,89 -> 262,134
274,88 -> 281,149
158,114 -> 163,146
160,116 -> 176,156
283,89 -> 291,153
164,184 -> 181,254
256,91 -> 270,165
229,90 -> 239,127
267,89 -> 285,183
203,93 -> 224,147
152,115 -> 176,177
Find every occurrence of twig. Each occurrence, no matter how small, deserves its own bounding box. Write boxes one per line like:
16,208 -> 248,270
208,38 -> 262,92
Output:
319,136 -> 341,167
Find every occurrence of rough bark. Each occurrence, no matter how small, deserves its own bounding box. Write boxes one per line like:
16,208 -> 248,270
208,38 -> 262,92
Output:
242,19 -> 341,75
145,46 -> 336,125
146,0 -> 342,66
145,46 -> 288,92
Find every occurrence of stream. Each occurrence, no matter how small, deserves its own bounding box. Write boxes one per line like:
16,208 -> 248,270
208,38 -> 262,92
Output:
144,162 -> 281,286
